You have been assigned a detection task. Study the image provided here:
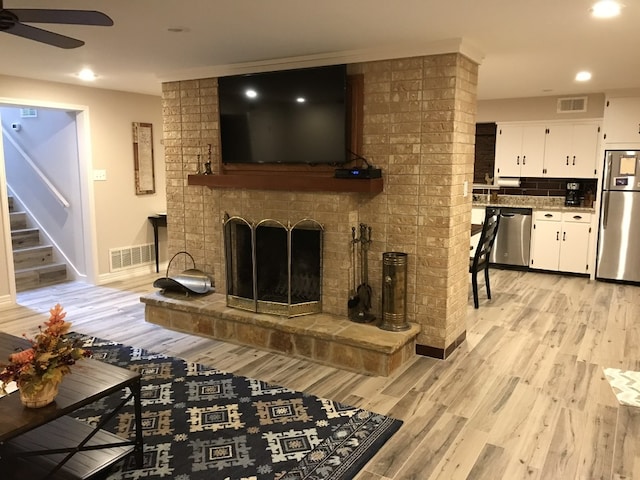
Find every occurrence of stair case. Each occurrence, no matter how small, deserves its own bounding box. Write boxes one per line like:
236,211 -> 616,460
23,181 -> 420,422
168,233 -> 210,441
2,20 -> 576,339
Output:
8,196 -> 68,291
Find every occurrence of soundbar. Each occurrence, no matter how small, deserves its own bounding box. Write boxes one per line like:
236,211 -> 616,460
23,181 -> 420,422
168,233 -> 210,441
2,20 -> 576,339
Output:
334,168 -> 382,179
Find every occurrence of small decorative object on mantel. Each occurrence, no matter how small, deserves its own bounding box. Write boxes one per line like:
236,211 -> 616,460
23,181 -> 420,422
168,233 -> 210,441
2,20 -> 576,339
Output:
0,304 -> 90,408
153,251 -> 215,296
203,143 -> 213,175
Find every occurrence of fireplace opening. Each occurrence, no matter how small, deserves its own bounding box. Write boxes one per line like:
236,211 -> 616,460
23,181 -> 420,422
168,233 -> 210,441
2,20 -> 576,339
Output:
223,215 -> 323,317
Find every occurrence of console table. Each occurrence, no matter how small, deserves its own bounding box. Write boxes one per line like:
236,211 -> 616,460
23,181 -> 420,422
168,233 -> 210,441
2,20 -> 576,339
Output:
0,333 -> 143,479
148,213 -> 167,273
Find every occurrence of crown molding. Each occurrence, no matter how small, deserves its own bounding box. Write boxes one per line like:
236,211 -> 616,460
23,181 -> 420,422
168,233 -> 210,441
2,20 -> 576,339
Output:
158,37 -> 485,83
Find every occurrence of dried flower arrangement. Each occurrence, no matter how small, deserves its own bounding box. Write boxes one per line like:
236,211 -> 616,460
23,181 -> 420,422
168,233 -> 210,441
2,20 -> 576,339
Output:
0,304 -> 90,399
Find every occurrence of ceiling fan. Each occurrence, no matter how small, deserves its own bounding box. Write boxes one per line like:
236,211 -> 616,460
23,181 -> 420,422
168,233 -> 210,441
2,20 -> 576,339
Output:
0,0 -> 113,49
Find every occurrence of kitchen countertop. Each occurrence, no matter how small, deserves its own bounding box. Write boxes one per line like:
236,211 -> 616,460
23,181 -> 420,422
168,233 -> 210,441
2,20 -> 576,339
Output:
472,194 -> 596,214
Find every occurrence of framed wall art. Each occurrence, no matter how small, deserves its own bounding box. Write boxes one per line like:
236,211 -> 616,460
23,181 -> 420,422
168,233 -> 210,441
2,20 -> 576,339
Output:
132,122 -> 155,195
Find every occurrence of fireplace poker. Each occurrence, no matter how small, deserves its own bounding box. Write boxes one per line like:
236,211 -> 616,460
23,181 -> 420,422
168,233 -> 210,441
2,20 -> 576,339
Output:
355,223 -> 375,323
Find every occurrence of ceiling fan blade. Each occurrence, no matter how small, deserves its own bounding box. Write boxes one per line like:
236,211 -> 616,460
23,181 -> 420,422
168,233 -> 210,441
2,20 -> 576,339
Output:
6,22 -> 84,48
11,9 -> 113,26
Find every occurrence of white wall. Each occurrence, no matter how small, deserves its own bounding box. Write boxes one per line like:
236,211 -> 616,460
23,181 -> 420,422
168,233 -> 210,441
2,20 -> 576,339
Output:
477,93 -> 606,123
0,74 -> 166,297
1,107 -> 88,274
0,127 -> 14,305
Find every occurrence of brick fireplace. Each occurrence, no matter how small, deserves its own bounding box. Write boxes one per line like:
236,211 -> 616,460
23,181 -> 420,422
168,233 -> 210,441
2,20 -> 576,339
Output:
150,52 -> 478,367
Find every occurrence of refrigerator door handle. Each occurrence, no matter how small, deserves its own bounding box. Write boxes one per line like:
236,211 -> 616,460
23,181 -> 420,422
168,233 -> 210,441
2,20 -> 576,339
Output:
602,190 -> 610,228
603,152 -> 612,190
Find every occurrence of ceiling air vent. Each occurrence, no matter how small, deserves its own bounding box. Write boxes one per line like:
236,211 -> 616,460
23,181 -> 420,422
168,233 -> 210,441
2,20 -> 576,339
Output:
557,96 -> 587,113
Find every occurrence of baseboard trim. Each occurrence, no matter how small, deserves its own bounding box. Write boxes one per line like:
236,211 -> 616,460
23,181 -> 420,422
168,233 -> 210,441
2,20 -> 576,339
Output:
97,264 -> 161,285
0,294 -> 14,308
416,331 -> 466,360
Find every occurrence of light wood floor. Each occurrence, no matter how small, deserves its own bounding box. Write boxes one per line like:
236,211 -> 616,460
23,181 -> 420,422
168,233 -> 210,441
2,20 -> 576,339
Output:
1,269 -> 639,480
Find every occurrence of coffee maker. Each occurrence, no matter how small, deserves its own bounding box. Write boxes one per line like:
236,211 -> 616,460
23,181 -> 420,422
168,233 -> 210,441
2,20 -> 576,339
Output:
565,181 -> 582,206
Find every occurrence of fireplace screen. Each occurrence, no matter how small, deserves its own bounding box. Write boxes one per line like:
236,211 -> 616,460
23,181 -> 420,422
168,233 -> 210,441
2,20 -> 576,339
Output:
223,215 -> 323,317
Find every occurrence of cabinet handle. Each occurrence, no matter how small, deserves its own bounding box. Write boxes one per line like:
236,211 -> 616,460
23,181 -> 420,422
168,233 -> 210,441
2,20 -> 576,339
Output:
517,155 -> 520,165
523,155 -> 526,165
556,231 -> 559,241
572,156 -> 576,165
573,215 -> 582,220
545,213 -> 554,218
563,232 -> 566,241
566,156 -> 569,165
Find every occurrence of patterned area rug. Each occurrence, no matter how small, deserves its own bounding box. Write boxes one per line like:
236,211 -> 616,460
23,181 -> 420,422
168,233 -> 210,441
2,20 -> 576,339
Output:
69,334 -> 402,479
603,367 -> 640,408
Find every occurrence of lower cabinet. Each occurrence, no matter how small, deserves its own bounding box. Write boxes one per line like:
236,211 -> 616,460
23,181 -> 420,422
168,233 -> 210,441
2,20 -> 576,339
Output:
530,211 -> 592,274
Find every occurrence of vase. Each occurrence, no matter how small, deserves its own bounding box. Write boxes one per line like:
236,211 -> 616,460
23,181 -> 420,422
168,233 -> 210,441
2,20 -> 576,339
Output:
19,380 -> 60,408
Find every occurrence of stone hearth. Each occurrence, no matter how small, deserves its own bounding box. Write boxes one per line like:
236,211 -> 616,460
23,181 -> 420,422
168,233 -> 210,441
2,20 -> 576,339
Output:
141,291 -> 420,376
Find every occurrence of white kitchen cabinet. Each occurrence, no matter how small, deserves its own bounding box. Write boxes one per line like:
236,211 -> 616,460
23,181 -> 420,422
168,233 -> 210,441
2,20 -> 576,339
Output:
603,97 -> 640,145
471,207 -> 486,225
558,214 -> 592,273
495,121 -> 600,179
543,122 -> 600,178
530,212 -> 562,271
494,124 -> 546,178
530,210 -> 592,274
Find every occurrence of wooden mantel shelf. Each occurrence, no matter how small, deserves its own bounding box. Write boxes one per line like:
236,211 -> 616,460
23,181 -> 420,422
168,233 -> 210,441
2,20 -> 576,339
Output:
187,174 -> 383,194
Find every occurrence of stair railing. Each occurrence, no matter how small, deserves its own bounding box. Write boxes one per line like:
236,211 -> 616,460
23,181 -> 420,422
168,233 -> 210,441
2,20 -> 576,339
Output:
1,126 -> 70,208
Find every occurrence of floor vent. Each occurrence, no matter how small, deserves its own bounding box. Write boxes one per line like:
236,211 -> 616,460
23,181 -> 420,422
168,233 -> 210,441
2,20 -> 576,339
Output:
110,243 -> 155,271
557,96 -> 588,113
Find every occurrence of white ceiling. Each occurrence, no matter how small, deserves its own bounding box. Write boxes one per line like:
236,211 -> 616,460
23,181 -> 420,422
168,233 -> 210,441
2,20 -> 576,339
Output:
1,0 -> 639,100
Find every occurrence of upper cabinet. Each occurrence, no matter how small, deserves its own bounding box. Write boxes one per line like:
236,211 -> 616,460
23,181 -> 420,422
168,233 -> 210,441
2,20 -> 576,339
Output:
494,120 -> 601,179
494,124 -> 546,177
603,97 -> 640,145
543,123 -> 600,178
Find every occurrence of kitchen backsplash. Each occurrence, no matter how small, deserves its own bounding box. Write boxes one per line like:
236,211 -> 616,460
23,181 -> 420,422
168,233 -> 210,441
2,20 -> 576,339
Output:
474,177 -> 598,198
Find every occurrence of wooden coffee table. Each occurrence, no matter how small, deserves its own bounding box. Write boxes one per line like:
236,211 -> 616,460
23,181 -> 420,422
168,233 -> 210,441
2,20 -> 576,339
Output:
0,332 -> 143,479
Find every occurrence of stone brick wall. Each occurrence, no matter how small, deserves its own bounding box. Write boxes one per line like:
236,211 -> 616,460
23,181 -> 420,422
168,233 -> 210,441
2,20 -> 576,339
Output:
161,52 -> 478,355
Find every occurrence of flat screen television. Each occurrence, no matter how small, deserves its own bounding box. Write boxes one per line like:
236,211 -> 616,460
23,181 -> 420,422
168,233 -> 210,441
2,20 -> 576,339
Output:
218,64 -> 347,165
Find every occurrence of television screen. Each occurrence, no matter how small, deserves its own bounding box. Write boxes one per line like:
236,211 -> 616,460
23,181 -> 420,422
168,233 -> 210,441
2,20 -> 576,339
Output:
218,64 -> 347,165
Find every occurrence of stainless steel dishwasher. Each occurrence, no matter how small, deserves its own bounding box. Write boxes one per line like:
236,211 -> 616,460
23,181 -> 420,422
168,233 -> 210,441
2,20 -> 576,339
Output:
489,207 -> 532,267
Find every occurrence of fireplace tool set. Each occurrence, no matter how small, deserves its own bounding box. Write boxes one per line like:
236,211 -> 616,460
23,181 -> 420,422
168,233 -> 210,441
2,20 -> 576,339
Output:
348,223 -> 376,323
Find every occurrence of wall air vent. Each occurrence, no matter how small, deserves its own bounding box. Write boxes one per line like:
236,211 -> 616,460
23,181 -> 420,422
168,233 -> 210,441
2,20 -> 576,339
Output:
109,243 -> 155,271
557,96 -> 588,113
20,108 -> 37,118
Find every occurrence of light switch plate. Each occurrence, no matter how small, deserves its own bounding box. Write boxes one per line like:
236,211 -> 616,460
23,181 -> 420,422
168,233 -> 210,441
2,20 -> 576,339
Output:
93,169 -> 107,181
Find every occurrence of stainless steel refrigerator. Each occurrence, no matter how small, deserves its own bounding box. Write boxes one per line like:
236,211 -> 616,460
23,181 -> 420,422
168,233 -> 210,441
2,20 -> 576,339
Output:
597,150 -> 640,282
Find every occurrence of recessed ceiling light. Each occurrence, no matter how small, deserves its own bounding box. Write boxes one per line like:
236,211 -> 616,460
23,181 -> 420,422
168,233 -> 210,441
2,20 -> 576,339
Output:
296,97 -> 306,103
245,89 -> 257,99
78,68 -> 96,81
591,1 -> 622,18
576,71 -> 592,82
